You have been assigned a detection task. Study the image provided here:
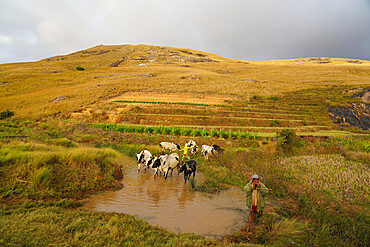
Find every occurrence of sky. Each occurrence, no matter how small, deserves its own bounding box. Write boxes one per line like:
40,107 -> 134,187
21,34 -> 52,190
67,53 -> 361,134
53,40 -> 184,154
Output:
0,0 -> 369,64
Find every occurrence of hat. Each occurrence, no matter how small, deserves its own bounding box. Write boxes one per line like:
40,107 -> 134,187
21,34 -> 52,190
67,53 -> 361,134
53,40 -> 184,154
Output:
252,174 -> 259,180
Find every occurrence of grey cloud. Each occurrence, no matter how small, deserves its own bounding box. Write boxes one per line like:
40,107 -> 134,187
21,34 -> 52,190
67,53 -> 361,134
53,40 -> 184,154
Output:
0,0 -> 369,63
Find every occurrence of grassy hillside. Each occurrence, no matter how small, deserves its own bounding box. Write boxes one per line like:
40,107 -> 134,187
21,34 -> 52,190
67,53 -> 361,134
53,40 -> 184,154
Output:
1,44 -> 369,136
0,45 -> 369,246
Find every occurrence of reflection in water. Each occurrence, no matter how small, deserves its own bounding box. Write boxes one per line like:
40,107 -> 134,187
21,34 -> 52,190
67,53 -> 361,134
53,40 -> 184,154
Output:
81,155 -> 248,238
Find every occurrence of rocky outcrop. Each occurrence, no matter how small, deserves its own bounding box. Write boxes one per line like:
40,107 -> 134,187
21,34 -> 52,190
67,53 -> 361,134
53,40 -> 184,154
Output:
353,88 -> 370,103
328,103 -> 370,130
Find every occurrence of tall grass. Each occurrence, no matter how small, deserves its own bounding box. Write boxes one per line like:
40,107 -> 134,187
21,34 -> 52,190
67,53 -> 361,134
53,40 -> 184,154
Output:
0,201 -> 225,247
30,167 -> 52,191
201,142 -> 369,246
0,141 -> 121,199
277,155 -> 369,204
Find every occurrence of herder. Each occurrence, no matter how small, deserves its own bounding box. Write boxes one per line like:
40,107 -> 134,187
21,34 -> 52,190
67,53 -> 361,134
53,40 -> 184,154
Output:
243,174 -> 269,232
181,143 -> 191,161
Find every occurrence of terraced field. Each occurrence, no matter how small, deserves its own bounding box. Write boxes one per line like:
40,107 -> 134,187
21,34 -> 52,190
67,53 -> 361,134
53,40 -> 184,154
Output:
71,85 -> 367,138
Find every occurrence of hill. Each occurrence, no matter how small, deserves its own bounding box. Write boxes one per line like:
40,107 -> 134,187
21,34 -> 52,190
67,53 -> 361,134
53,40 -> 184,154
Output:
0,44 -> 369,136
0,44 -> 369,246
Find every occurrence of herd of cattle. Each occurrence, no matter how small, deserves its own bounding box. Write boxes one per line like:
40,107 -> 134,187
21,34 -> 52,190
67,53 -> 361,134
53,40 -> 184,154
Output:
136,140 -> 224,184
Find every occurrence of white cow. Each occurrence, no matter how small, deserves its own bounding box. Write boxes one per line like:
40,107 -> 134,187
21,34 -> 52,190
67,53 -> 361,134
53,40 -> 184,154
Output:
159,142 -> 180,153
136,150 -> 152,173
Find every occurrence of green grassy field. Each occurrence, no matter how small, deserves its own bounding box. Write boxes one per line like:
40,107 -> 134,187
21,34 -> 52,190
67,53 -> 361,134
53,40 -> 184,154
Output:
0,44 -> 369,246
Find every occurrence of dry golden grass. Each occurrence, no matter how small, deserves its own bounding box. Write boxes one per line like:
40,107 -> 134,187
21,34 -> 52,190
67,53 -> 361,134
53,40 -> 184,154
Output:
0,44 -> 369,121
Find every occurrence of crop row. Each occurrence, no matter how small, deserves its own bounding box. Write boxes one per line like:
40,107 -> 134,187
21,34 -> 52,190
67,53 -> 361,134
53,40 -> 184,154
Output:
112,100 -> 230,108
93,123 -> 262,139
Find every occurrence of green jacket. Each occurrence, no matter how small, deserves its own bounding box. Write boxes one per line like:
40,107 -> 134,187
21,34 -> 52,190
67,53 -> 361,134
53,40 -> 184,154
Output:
243,181 -> 269,212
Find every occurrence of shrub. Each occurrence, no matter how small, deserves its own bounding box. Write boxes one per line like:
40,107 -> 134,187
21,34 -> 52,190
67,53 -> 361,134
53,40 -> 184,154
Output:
76,66 -> 85,71
268,96 -> 279,102
270,120 -> 280,126
0,110 -> 14,120
276,129 -> 296,146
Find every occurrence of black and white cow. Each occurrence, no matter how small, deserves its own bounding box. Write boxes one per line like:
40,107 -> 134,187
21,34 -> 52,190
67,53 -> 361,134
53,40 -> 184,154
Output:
148,155 -> 167,177
152,153 -> 180,179
159,142 -> 181,154
179,160 -> 196,184
212,144 -> 224,153
136,150 -> 152,173
201,145 -> 216,160
187,140 -> 198,155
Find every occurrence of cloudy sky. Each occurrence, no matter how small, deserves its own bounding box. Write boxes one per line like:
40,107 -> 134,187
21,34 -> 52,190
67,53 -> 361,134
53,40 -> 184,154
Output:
0,0 -> 369,64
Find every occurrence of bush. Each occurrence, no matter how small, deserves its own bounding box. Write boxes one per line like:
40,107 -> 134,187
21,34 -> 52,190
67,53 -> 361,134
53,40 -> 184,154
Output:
76,66 -> 85,71
276,129 -> 296,146
268,96 -> 279,102
0,110 -> 14,120
270,120 -> 280,126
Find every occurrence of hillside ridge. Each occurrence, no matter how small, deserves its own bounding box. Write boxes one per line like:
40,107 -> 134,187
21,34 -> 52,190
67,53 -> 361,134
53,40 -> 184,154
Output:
0,44 -> 369,134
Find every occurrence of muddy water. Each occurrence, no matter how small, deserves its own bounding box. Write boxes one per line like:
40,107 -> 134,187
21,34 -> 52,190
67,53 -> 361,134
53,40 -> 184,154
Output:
81,155 -> 248,239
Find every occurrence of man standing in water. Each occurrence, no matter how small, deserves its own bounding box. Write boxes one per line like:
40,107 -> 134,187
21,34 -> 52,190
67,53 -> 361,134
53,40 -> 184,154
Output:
244,174 -> 269,232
